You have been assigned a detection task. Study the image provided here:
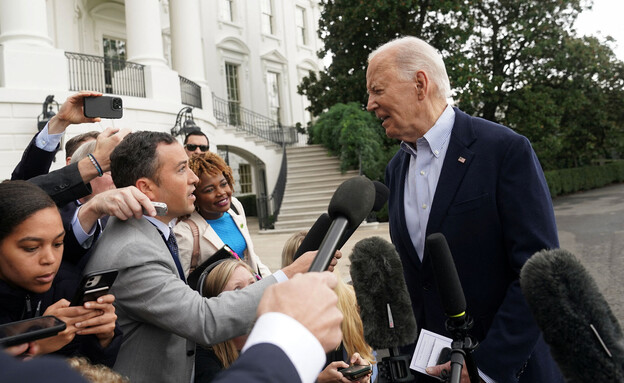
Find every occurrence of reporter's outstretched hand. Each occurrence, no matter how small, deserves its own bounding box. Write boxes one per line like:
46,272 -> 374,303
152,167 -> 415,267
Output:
257,271 -> 342,353
281,249 -> 342,278
48,91 -> 103,134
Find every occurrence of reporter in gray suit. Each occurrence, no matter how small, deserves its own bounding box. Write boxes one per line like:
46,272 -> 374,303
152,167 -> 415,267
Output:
84,131 -> 325,383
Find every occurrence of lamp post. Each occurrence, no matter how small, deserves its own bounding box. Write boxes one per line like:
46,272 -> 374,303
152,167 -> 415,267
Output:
37,95 -> 58,131
170,106 -> 201,137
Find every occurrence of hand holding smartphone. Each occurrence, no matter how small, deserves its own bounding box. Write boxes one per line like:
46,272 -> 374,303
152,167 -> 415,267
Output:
339,364 -> 372,381
0,316 -> 66,348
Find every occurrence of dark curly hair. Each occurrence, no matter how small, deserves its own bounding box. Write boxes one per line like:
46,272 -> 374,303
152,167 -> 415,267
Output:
110,131 -> 176,188
0,180 -> 56,242
188,152 -> 234,187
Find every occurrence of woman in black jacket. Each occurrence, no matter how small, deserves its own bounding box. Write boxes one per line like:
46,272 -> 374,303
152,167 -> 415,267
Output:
0,180 -> 121,366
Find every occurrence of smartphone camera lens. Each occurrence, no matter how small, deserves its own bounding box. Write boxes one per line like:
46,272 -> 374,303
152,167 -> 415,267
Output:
112,98 -> 123,110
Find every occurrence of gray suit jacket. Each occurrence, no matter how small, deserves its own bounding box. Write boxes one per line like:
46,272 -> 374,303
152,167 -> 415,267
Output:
84,217 -> 277,383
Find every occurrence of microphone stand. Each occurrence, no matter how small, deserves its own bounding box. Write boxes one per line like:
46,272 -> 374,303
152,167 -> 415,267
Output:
378,346 -> 415,383
442,315 -> 480,383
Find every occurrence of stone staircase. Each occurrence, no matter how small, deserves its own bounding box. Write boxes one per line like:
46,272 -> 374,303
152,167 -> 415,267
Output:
273,145 -> 359,231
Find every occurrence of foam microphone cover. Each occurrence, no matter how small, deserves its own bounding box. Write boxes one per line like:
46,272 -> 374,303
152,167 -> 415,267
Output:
520,248 -> 624,382
293,213 -> 332,261
349,236 -> 418,350
372,181 -> 390,212
327,176 -> 375,229
335,181 -> 389,250
426,233 -> 467,317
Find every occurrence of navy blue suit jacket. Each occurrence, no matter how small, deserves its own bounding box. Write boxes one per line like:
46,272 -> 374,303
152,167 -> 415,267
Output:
212,343 -> 301,383
386,108 -> 564,382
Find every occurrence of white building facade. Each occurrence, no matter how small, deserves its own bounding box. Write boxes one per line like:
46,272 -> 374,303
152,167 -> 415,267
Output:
0,0 -> 323,200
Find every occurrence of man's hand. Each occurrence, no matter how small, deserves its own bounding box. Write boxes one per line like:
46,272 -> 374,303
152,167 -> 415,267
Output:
78,126 -> 130,183
281,249 -> 342,278
257,272 -> 343,353
426,361 -> 485,383
77,186 -> 155,232
47,91 -> 103,134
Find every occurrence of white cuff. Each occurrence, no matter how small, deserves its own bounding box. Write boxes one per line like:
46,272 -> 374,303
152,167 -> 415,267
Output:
35,123 -> 64,152
71,205 -> 97,247
272,269 -> 288,283
243,312 -> 325,383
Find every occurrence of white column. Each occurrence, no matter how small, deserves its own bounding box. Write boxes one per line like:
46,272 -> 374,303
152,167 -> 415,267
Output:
169,0 -> 207,86
124,0 -> 167,66
124,0 -> 180,102
0,0 -> 67,89
0,0 -> 51,46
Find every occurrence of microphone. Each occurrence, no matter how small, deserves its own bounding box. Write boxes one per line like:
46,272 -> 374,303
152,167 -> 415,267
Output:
425,233 -> 479,383
520,248 -> 624,382
308,176 -> 375,272
292,213 -> 332,261
294,181 -> 389,261
425,233 -> 466,324
350,236 -> 417,382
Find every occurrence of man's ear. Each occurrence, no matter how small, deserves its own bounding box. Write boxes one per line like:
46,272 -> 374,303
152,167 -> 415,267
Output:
136,177 -> 157,200
415,70 -> 429,100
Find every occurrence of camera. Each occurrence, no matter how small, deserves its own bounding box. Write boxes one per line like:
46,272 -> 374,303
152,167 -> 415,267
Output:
112,97 -> 123,110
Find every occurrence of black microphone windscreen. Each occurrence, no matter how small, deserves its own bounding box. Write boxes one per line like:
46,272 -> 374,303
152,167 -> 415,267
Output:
520,249 -> 624,382
327,176 -> 375,229
426,233 -> 467,318
349,236 -> 418,350
293,213 -> 332,261
372,181 -> 389,212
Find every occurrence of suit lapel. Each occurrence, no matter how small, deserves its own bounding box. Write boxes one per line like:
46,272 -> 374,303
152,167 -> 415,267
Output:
426,109 -> 476,236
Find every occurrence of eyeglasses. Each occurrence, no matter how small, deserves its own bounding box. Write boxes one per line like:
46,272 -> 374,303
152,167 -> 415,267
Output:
185,144 -> 209,152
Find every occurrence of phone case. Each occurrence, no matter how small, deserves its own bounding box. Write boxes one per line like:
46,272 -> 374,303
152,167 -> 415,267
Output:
83,96 -> 123,119
0,316 -> 66,348
71,269 -> 118,306
340,364 -> 372,380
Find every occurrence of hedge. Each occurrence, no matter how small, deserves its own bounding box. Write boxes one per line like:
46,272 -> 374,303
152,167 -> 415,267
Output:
544,161 -> 624,198
236,194 -> 257,216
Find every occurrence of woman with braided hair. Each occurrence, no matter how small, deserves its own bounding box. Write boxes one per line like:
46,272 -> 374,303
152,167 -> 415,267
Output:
173,151 -> 271,281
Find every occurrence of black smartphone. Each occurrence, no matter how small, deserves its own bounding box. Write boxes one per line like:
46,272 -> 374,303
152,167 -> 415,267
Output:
0,316 -> 66,348
71,269 -> 118,306
437,347 -> 452,365
83,96 -> 123,119
339,364 -> 372,381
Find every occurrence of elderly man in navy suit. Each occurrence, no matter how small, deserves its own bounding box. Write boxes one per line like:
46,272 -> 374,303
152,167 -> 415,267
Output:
367,36 -> 564,383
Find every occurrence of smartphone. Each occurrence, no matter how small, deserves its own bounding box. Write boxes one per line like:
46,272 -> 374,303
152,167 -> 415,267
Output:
83,96 -> 123,119
339,364 -> 372,381
143,201 -> 168,216
0,316 -> 66,348
71,269 -> 118,306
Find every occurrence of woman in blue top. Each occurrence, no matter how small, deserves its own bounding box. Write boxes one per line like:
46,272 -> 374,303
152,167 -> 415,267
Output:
174,152 -> 271,279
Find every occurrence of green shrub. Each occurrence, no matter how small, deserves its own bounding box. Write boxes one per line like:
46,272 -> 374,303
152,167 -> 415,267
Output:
236,194 -> 257,216
544,161 -> 624,198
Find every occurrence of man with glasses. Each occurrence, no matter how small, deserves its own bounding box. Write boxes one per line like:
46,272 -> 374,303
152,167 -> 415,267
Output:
184,131 -> 210,157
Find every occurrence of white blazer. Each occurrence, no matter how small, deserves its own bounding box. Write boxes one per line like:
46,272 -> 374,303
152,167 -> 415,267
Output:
174,196 -> 272,278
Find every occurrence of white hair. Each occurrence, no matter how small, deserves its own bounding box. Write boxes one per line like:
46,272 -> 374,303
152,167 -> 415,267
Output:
70,140 -> 97,164
368,36 -> 452,101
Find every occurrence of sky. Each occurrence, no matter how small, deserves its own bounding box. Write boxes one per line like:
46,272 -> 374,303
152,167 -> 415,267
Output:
574,0 -> 624,60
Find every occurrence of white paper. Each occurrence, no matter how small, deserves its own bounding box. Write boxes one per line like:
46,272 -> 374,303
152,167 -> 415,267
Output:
410,329 -> 453,377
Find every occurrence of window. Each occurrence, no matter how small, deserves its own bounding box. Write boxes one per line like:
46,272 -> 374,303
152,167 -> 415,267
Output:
219,0 -> 234,22
238,164 -> 252,194
266,72 -> 281,123
103,37 -> 126,94
225,63 -> 241,126
295,6 -> 307,45
261,0 -> 273,35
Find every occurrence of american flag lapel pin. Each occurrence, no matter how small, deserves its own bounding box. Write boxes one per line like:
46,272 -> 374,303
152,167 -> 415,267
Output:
458,156 -> 466,163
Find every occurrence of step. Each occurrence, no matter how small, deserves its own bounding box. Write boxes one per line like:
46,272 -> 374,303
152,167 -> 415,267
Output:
276,210 -> 327,221
281,193 -> 334,205
287,171 -> 358,183
279,202 -> 329,214
288,157 -> 340,167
